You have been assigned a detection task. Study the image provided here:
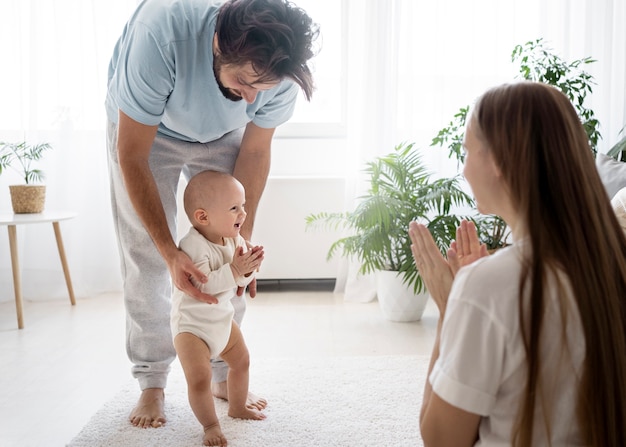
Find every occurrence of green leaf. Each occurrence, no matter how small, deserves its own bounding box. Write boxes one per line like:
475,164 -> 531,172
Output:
0,141 -> 51,184
510,38 -> 599,155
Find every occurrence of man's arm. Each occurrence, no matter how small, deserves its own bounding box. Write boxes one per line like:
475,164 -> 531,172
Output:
232,121 -> 274,298
116,110 -> 217,304
233,121 -> 274,240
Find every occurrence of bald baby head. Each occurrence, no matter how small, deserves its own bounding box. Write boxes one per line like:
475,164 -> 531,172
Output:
183,170 -> 244,222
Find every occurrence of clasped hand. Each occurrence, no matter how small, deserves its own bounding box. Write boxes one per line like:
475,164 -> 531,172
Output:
409,219 -> 488,316
231,245 -> 265,278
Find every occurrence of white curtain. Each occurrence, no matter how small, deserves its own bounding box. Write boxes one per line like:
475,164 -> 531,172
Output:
0,0 -> 138,301
345,0 -> 626,169
0,0 -> 624,302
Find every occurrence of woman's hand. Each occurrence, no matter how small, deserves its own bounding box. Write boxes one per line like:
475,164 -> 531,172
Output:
410,220 -> 489,315
409,221 -> 454,315
448,220 -> 489,275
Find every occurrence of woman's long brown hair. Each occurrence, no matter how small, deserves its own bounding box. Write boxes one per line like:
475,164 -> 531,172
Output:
472,82 -> 626,446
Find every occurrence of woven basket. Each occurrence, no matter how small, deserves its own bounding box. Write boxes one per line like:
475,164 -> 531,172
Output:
9,185 -> 46,214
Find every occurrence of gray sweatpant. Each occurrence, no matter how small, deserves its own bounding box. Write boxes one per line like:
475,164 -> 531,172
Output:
107,121 -> 246,390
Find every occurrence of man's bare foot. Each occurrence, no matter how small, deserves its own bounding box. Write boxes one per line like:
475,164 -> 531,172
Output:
211,381 -> 268,410
129,388 -> 166,428
203,422 -> 228,447
228,406 -> 266,421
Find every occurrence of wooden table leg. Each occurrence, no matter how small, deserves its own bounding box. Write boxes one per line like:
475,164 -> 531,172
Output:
7,225 -> 24,329
53,221 -> 76,306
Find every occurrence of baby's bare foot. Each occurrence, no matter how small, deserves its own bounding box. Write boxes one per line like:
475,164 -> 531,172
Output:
203,422 -> 228,446
228,406 -> 266,420
129,388 -> 166,428
245,391 -> 268,411
211,381 -> 268,410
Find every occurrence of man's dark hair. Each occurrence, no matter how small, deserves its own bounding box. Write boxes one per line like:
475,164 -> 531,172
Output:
215,0 -> 319,101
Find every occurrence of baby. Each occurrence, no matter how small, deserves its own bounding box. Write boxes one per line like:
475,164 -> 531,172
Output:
171,170 -> 265,446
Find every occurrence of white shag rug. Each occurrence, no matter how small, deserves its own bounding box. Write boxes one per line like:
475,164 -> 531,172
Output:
68,355 -> 427,447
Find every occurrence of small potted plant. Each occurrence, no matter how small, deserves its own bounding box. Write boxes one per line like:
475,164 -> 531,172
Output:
0,141 -> 51,213
306,142 -> 474,321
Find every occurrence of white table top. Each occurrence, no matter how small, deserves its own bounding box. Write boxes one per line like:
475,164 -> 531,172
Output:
0,211 -> 77,225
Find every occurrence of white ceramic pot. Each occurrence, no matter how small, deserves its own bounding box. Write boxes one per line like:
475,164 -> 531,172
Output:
375,270 -> 429,322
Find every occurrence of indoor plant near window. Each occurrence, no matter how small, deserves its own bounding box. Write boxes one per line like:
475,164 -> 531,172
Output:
432,38 -> 604,248
512,38 -> 601,155
434,38 -> 602,161
0,141 -> 51,213
305,142 -> 474,321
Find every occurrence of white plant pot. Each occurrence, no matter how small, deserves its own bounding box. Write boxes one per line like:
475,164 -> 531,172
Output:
375,270 -> 429,322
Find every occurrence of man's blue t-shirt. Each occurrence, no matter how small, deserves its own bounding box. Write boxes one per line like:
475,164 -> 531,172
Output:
105,0 -> 299,143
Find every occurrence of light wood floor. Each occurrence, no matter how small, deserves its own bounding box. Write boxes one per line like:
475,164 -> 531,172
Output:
0,281 -> 438,447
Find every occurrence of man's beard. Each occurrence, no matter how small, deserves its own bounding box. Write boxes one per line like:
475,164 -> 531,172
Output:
213,56 -> 243,102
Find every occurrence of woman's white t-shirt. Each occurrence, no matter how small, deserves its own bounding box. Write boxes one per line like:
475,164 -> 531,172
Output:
430,241 -> 586,446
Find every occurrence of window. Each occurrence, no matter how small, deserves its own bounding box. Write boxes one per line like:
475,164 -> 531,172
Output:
276,0 -> 346,138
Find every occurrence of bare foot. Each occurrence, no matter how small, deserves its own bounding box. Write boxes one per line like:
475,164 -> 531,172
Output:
129,388 -> 166,428
228,406 -> 266,420
203,422 -> 228,447
211,381 -> 268,410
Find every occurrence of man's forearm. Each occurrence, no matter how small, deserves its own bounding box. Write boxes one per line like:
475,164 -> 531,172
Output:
233,123 -> 274,241
119,158 -> 179,262
116,111 -> 178,263
234,150 -> 270,241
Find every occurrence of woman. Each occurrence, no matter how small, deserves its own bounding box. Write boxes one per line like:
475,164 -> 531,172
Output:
410,82 -> 626,446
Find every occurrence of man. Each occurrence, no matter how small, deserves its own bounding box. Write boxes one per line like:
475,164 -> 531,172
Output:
105,0 -> 318,428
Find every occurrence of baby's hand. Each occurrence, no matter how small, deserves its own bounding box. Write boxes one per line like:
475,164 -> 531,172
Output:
231,245 -> 264,278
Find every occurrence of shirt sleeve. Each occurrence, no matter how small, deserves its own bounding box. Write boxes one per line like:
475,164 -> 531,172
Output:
252,81 -> 299,129
109,22 -> 174,126
179,231 -> 238,295
430,269 -> 509,416
196,263 -> 239,294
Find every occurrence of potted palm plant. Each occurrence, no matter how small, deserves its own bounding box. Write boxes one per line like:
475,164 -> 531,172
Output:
305,142 -> 474,321
0,141 -> 51,213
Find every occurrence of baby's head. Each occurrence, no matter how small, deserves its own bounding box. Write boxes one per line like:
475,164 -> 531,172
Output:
184,170 -> 247,241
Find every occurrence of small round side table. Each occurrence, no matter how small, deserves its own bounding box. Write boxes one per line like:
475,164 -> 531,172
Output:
0,211 -> 77,329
